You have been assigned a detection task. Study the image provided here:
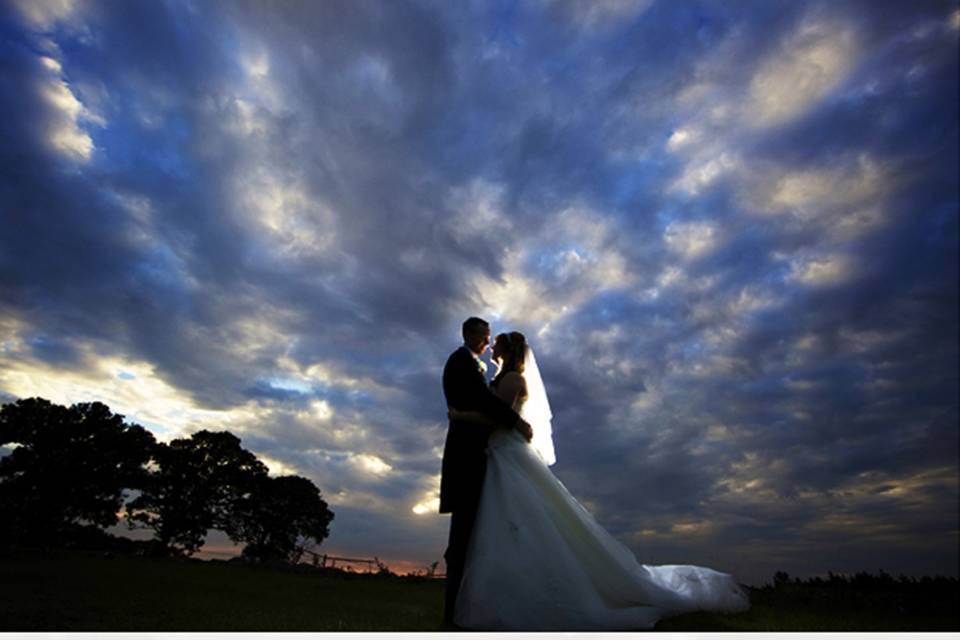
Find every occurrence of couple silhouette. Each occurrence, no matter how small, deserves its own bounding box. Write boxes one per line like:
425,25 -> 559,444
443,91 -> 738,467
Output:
439,316 -> 750,631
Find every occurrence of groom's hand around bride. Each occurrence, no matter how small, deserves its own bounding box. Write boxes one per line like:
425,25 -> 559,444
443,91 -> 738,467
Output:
445,407 -> 531,441
516,418 -> 533,442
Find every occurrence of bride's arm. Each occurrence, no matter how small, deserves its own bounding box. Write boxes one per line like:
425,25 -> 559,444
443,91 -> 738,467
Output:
493,372 -> 527,412
493,373 -> 533,441
447,374 -> 533,441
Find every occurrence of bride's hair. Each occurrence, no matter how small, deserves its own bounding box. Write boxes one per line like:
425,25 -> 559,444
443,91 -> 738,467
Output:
493,331 -> 526,387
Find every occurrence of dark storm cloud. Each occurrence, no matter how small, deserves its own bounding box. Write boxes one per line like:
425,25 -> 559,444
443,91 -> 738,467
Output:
1,0 -> 956,580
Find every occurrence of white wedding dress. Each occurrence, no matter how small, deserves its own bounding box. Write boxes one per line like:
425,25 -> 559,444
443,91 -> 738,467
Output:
454,350 -> 750,631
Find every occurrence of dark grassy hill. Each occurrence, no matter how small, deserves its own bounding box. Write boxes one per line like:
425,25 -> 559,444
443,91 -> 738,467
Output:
1,549 -> 956,631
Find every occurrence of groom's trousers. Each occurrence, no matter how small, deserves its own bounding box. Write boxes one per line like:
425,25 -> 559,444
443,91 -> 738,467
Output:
443,492 -> 481,624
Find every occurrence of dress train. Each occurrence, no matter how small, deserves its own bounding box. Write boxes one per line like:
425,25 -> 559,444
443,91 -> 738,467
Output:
454,429 -> 750,631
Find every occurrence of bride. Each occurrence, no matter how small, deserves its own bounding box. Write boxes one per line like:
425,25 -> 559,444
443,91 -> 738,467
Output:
448,331 -> 750,631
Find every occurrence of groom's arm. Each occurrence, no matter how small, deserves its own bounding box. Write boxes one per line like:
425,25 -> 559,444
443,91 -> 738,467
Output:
472,384 -> 521,426
447,408 -> 497,427
443,350 -> 531,440
471,382 -> 533,441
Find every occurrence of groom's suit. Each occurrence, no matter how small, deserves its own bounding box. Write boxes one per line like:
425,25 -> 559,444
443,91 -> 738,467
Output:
440,345 -> 522,623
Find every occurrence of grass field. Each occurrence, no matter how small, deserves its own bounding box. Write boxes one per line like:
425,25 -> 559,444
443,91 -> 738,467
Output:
1,549 -> 956,631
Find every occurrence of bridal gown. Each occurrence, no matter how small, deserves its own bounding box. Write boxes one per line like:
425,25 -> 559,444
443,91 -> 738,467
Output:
454,427 -> 750,631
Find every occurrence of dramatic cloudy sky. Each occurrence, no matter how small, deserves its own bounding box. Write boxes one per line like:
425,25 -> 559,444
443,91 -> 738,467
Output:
1,0 -> 957,583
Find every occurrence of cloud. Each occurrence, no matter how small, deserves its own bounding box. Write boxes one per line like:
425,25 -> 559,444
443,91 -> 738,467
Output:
546,0 -> 656,33
787,253 -> 855,287
764,155 -> 885,213
745,13 -> 859,127
664,220 -> 721,260
36,55 -> 103,161
11,0 -> 79,31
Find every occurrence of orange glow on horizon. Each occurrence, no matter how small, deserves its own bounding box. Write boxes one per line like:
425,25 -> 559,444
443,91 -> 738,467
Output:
192,542 -> 439,576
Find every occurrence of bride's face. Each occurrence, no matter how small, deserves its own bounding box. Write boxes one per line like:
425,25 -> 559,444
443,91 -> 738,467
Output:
491,337 -> 505,365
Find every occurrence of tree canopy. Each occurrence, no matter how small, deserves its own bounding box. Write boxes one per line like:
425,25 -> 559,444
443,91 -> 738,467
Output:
1,397 -> 334,561
227,474 -> 334,563
0,398 -> 155,544
125,429 -> 271,555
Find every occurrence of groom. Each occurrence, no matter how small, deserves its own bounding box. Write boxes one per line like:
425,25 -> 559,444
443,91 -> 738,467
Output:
440,317 -> 532,626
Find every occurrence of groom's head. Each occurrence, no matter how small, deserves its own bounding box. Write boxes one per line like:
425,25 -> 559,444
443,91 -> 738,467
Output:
462,317 -> 491,356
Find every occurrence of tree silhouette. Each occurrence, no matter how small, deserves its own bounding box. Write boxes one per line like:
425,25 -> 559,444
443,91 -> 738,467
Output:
226,474 -> 334,563
0,397 -> 155,545
126,430 -> 269,556
1,397 -> 335,563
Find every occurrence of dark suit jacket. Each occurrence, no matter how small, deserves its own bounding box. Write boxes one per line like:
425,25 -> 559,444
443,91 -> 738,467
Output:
439,346 -> 521,514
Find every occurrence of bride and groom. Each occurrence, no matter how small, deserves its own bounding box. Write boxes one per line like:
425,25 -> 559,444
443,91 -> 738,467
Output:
439,317 -> 750,631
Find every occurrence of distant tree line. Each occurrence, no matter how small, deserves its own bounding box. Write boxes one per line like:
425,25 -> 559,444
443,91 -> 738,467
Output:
757,570 -> 960,622
0,397 -> 333,563
770,570 -> 959,590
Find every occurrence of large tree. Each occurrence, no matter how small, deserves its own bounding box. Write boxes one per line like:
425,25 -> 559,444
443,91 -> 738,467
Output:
125,430 -> 268,556
0,397 -> 155,545
227,474 -> 334,564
